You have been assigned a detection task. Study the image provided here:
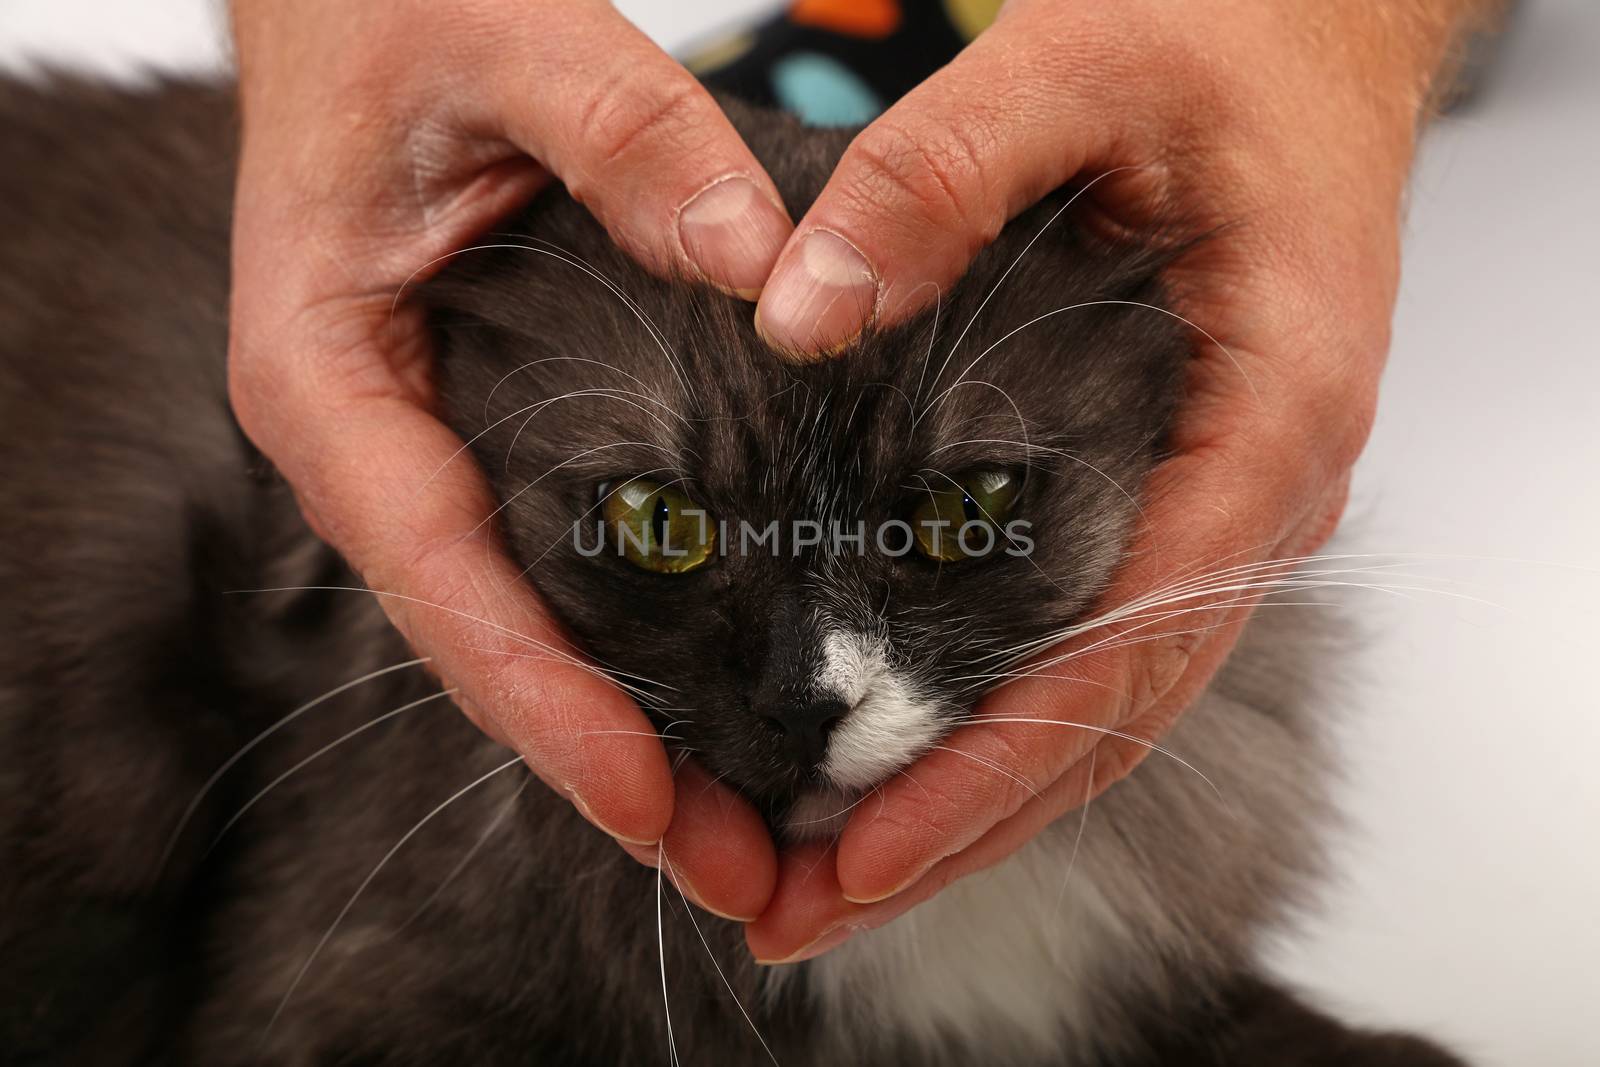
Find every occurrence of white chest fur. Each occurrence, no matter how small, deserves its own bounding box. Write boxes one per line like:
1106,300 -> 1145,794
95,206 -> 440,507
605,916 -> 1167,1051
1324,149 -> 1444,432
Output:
775,827 -> 1129,1061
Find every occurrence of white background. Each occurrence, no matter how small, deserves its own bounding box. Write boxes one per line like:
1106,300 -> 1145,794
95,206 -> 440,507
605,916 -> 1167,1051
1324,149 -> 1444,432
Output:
2,2 -> 1596,1063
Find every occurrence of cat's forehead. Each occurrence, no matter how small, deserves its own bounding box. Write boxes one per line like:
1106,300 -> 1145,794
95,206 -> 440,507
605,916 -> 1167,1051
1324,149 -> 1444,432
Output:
432,182 -> 1189,510
622,292 -> 1041,501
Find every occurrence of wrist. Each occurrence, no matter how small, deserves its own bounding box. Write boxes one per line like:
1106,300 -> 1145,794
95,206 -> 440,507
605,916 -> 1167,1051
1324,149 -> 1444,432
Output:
1289,0 -> 1508,146
1166,1 -> 1501,221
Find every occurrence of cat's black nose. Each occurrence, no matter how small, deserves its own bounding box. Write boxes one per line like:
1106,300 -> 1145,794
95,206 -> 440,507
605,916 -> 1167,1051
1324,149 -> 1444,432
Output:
761,696 -> 849,771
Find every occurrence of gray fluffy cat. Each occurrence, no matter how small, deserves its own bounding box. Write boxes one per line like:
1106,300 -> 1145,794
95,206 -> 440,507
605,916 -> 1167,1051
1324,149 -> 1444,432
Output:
0,77 -> 1465,1065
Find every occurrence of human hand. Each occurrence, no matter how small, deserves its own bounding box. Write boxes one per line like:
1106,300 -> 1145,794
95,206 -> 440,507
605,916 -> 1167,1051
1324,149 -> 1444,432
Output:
226,0 -> 799,921
746,0 -> 1485,961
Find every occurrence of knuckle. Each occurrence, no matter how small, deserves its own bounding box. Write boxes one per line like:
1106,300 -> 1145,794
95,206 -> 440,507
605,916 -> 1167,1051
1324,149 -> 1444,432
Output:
879,772 -> 961,843
1124,629 -> 1198,714
226,338 -> 278,444
840,117 -> 1000,249
913,858 -> 969,901
578,74 -> 708,180
1332,386 -> 1379,471
1304,358 -> 1381,476
1089,732 -> 1148,791
980,732 -> 1047,811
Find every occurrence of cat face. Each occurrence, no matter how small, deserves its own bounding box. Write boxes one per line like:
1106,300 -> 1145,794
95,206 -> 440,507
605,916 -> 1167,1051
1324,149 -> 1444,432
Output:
430,188 -> 1187,829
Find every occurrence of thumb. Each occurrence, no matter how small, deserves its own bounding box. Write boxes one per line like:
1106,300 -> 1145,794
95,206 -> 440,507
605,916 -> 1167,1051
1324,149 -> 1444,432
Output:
478,2 -> 794,297
754,6 -> 1157,355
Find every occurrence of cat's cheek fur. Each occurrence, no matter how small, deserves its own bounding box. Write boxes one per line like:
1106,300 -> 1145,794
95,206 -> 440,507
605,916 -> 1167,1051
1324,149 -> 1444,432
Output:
816,629 -> 946,793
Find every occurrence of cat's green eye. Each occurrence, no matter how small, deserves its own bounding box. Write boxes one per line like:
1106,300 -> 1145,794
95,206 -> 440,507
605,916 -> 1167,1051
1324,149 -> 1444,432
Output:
601,478 -> 716,574
909,470 -> 1021,562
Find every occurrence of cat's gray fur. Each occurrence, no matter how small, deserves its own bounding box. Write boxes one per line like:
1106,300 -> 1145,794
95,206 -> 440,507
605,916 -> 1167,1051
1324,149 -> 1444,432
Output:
0,77 -> 1463,1065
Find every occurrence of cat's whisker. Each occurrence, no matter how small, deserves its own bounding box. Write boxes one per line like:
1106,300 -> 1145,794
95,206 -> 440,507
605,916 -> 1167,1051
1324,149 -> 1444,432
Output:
459,235 -> 694,405
1098,552 -> 1480,613
787,788 -> 877,828
960,717 -> 1229,812
394,236 -> 696,406
157,656 -> 431,875
1055,744 -> 1097,918
930,744 -> 1044,804
928,298 -> 1260,416
655,843 -> 681,1067
238,585 -> 572,662
503,388 -> 687,467
459,645 -> 672,702
1102,554 -> 1458,613
1091,573 -> 1493,631
976,585 -> 1394,681
928,434 -> 1131,508
481,355 -> 670,424
472,440 -> 680,536
954,663 -> 1130,703
579,728 -> 685,741
264,754 -> 525,1040
694,768 -> 732,798
503,235 -> 697,405
911,280 -> 943,404
514,471 -> 688,581
203,689 -> 459,860
233,585 -> 669,700
660,848 -> 781,1066
393,240 -> 684,401
922,378 -> 1036,482
402,772 -> 533,930
975,559 -> 1494,670
929,437 -> 1069,459
459,658 -> 658,703
917,466 -> 1076,599
849,786 -> 887,850
410,386 -> 683,502
922,167 -> 1142,408
669,747 -> 696,775
983,578 -> 1365,667
1149,537 -> 1294,591
411,399 -> 551,499
963,622 -> 1255,690
1141,547 -> 1597,599
845,379 -> 917,439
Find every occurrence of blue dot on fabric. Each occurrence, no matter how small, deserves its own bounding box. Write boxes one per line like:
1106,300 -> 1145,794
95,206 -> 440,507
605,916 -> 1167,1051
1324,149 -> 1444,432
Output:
771,52 -> 883,127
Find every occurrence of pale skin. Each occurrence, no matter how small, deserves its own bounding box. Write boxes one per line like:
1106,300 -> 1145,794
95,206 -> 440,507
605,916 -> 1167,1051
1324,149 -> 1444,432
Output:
228,0 -> 1491,960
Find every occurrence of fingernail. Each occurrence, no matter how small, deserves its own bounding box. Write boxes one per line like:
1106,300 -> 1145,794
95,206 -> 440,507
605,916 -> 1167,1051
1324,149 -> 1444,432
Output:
675,877 -> 761,924
678,176 -> 792,300
841,864 -> 929,905
571,788 -> 660,848
755,924 -> 858,966
755,229 -> 879,357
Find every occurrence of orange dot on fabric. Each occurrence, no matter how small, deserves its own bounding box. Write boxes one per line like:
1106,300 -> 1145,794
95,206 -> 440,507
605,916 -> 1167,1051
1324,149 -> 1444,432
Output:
789,0 -> 902,39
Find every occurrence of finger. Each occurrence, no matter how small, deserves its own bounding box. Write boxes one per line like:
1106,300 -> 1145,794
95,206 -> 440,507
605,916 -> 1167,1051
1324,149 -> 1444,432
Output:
476,2 -> 793,298
752,4 -> 1167,355
745,840 -> 851,964
623,759 -> 777,922
230,300 -> 674,847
